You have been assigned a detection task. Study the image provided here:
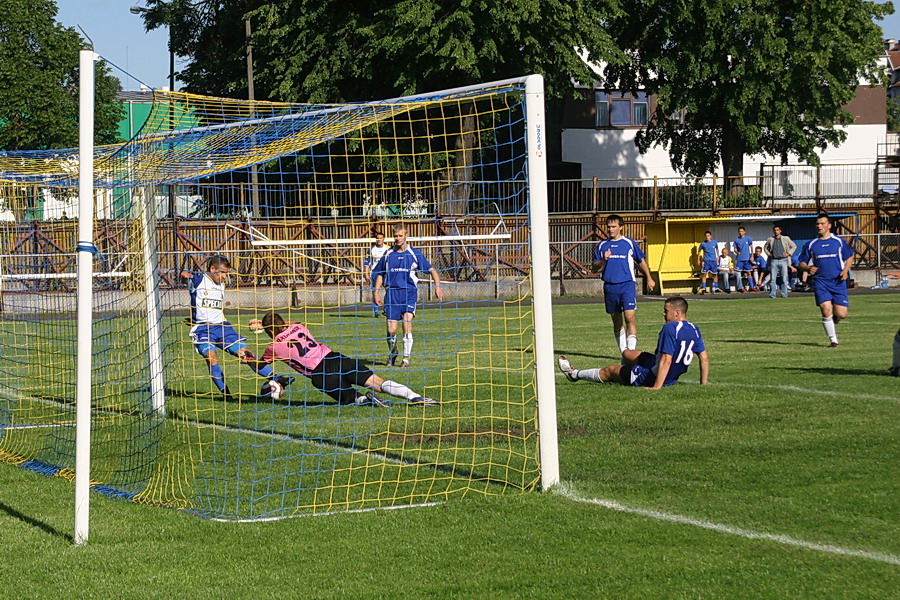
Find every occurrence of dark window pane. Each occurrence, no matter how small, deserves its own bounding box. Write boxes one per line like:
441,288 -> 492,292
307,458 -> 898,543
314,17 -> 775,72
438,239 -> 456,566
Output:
596,101 -> 609,126
634,102 -> 648,125
610,99 -> 631,126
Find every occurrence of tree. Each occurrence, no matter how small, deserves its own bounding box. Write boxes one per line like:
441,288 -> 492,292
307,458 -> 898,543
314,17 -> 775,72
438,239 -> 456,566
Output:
603,0 -> 892,194
0,0 -> 123,151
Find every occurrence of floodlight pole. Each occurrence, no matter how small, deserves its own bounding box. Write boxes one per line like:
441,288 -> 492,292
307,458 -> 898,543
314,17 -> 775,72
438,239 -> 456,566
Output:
524,74 -> 560,490
74,48 -> 97,546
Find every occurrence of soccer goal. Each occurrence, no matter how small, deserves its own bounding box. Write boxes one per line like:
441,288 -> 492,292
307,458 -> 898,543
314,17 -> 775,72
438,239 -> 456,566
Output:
0,52 -> 557,541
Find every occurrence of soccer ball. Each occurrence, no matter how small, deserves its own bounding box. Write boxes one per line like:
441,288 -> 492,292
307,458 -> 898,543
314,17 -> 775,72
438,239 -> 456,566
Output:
261,379 -> 284,399
248,318 -> 264,334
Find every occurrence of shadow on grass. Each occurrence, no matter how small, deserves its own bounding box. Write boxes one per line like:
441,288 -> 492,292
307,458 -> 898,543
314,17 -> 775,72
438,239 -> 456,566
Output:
718,339 -> 821,347
0,501 -> 71,541
767,366 -> 888,376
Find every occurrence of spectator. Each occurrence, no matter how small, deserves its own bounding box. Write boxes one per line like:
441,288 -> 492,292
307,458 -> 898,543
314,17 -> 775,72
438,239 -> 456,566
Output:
717,247 -> 735,293
763,225 -> 797,298
750,246 -> 768,292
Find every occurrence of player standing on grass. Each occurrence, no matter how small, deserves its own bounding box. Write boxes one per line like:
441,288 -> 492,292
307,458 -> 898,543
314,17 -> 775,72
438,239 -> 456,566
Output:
253,312 -> 438,406
559,296 -> 709,389
697,231 -> 720,293
181,255 -> 280,400
363,232 -> 389,318
732,226 -> 754,292
372,225 -> 444,367
593,214 -> 656,352
798,214 -> 854,347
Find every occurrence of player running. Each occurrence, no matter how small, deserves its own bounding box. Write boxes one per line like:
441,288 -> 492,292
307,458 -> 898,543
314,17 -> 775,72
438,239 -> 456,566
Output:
592,214 -> 656,352
252,312 -> 438,406
181,255 -> 280,400
558,296 -> 709,389
372,225 -> 444,367
798,213 -> 854,347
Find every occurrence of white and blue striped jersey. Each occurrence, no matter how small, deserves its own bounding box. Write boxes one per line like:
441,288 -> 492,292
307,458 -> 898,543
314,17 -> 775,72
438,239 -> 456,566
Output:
188,274 -> 226,324
798,235 -> 853,281
364,244 -> 389,271
372,246 -> 434,289
594,236 -> 646,283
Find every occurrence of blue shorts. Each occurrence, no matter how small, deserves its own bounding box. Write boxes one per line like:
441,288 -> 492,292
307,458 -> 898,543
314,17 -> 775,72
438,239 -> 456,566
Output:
812,278 -> 849,308
735,260 -> 753,272
384,286 -> 418,321
625,352 -> 657,387
189,322 -> 247,357
701,259 -> 718,274
603,281 -> 637,315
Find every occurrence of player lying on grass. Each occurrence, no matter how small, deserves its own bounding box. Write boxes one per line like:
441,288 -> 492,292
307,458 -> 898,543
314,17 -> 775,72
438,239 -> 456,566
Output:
251,312 -> 439,406
181,255 -> 276,401
558,296 -> 709,389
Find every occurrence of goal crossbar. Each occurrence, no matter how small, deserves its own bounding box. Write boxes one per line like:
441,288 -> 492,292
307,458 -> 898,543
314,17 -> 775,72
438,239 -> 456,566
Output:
249,234 -> 513,247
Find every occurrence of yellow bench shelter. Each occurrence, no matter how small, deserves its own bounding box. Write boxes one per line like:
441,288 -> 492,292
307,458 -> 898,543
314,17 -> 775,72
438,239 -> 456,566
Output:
645,214 -> 854,295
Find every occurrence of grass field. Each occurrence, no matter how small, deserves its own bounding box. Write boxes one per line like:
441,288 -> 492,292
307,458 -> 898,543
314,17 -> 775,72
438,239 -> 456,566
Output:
1,292 -> 898,598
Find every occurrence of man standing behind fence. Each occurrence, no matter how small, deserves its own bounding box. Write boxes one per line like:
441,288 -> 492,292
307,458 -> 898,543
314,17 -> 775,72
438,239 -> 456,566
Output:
593,214 -> 656,352
764,225 -> 796,299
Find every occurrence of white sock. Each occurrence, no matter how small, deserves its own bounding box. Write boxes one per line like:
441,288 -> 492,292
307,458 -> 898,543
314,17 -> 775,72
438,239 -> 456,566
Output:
626,334 -> 637,351
354,394 -> 368,404
403,333 -> 413,357
574,368 -> 604,383
822,317 -> 837,343
616,329 -> 626,352
387,335 -> 397,354
381,379 -> 418,400
892,330 -> 900,369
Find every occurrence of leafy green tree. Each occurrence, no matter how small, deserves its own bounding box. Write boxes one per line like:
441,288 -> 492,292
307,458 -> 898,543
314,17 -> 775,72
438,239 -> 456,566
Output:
0,0 -> 123,151
603,0 -> 892,194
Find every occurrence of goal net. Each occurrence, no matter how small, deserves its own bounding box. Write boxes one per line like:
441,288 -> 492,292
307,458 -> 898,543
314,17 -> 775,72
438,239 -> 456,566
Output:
0,74 -> 557,522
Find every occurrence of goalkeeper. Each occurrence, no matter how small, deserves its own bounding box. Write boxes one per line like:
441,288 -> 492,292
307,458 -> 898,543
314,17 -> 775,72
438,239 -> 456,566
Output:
252,312 -> 438,406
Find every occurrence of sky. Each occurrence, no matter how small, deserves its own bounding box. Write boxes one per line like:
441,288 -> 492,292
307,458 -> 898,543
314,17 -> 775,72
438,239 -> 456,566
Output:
56,0 -> 900,94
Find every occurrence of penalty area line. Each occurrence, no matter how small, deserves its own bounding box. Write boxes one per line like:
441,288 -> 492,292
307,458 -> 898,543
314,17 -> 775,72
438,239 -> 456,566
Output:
554,483 -> 900,566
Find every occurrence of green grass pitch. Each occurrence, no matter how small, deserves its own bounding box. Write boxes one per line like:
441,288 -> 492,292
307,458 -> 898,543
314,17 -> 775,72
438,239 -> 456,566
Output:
1,292 -> 898,598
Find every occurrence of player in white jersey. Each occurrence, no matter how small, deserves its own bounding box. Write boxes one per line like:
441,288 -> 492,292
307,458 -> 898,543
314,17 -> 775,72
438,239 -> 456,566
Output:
363,232 -> 389,317
182,255 -> 281,400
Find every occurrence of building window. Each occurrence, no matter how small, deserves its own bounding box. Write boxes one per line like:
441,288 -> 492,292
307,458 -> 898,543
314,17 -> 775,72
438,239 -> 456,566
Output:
595,91 -> 648,127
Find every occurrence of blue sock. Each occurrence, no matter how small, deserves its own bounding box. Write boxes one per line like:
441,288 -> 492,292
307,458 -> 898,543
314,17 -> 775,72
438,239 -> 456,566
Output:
254,364 -> 274,378
209,364 -> 226,392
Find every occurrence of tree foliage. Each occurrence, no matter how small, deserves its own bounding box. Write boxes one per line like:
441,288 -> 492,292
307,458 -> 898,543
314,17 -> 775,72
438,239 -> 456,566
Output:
0,0 -> 123,151
138,0 -> 623,103
603,0 -> 893,187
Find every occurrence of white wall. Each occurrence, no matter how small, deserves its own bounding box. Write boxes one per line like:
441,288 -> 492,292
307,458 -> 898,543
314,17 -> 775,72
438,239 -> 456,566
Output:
562,123 -> 887,184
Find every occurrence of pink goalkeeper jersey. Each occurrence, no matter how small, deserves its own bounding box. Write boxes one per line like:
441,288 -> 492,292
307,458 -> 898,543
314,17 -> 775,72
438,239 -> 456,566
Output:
263,323 -> 333,375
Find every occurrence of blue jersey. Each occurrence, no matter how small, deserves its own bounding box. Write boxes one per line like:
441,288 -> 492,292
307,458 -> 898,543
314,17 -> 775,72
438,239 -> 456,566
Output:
733,236 -> 753,261
798,235 -> 853,281
752,255 -> 767,270
594,236 -> 646,283
372,246 -> 434,289
698,240 -> 719,262
654,320 -> 706,387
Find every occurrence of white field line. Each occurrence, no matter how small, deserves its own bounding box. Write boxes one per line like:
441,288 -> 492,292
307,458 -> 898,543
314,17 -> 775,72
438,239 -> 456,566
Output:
554,374 -> 900,402
209,501 -> 443,523
555,482 -> 900,566
699,381 -> 900,403
0,423 -> 60,430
